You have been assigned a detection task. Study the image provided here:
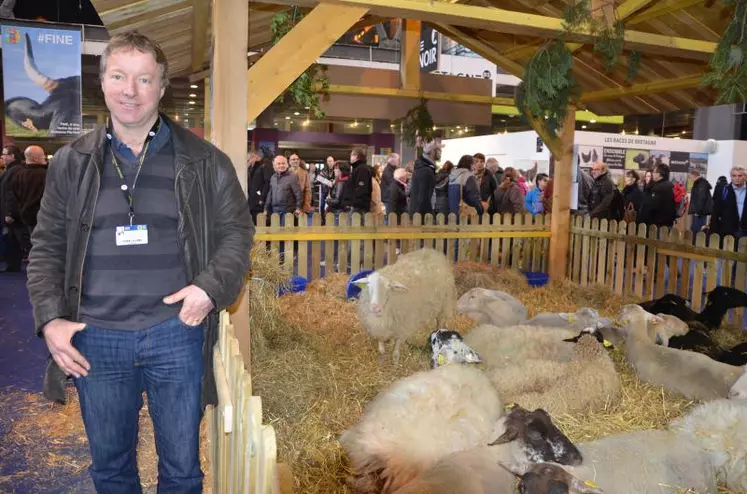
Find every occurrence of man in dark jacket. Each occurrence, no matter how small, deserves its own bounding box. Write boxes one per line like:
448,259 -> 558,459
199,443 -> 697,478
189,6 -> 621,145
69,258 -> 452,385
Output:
408,137 -> 442,215
247,151 -> 274,224
588,163 -> 618,220
687,170 -> 712,238
26,32 -> 253,492
639,163 -> 677,228
708,166 -> 747,240
341,146 -> 372,214
0,145 -> 24,271
379,152 -> 400,215
8,145 -> 48,237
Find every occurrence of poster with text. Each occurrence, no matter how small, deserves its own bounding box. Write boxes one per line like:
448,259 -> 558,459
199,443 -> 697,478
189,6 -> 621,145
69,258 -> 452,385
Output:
669,152 -> 690,173
577,145 -> 602,169
602,147 -> 625,169
1,22 -> 82,138
625,149 -> 649,169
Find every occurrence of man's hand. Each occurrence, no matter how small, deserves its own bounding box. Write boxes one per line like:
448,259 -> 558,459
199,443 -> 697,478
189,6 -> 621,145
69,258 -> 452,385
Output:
43,319 -> 90,378
163,285 -> 214,327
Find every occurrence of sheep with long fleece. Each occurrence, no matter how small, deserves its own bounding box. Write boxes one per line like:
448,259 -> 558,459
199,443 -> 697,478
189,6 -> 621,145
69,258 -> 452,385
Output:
339,364 -> 582,494
355,248 -> 456,363
618,304 -> 744,401
463,324 -> 580,367
455,288 -> 527,326
730,365 -> 747,399
501,398 -> 747,494
481,334 -> 621,417
524,307 -> 611,333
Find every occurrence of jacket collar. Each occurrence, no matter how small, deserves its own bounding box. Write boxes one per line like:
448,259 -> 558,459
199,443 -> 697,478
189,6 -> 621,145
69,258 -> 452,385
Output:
70,112 -> 210,166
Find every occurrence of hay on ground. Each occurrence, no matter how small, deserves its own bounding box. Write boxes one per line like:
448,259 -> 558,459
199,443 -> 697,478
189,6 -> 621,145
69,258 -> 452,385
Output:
249,257 -> 743,494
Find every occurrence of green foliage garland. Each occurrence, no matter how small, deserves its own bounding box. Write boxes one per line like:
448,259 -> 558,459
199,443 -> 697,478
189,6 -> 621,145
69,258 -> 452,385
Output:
271,10 -> 329,119
702,0 -> 747,104
395,98 -> 434,148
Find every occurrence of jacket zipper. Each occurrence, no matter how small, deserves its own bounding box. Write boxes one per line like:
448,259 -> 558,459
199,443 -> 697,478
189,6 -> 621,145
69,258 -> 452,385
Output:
77,159 -> 101,316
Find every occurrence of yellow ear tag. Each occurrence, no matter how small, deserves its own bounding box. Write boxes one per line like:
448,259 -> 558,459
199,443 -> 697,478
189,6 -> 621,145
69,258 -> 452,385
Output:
584,480 -> 599,488
603,339 -> 612,348
504,402 -> 517,410
568,314 -> 575,323
437,354 -> 445,365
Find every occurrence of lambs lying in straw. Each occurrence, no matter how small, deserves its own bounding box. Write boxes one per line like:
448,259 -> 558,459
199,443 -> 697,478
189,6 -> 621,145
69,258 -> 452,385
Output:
455,288 -> 527,326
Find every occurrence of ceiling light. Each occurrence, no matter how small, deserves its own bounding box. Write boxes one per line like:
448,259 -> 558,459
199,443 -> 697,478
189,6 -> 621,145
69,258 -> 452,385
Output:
189,101 -> 196,105
294,111 -> 300,116
681,130 -> 686,134
190,84 -> 198,89
304,106 -> 310,110
189,93 -> 197,98
589,119 -> 596,124
582,125 -> 587,129
285,116 -> 290,120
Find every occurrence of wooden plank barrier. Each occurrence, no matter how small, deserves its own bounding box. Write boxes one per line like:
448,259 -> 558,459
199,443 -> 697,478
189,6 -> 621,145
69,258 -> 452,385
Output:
570,217 -> 747,324
254,212 -> 552,280
206,311 -> 281,494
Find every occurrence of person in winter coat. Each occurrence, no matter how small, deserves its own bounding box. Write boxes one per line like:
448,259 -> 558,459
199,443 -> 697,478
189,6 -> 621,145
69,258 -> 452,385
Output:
524,173 -> 549,216
341,147 -> 372,214
8,145 -> 48,236
588,163 -> 619,220
266,155 -> 302,215
247,151 -> 274,225
687,170 -> 712,236
325,162 -> 350,214
433,160 -> 453,216
517,174 -> 529,196
638,163 -> 677,228
408,138 -> 442,215
448,155 -> 484,219
316,156 -> 336,210
622,170 -> 644,216
575,165 -> 594,216
494,167 -> 525,215
379,153 -> 400,215
390,168 -> 408,221
708,166 -> 747,240
0,144 -> 24,271
289,154 -> 311,213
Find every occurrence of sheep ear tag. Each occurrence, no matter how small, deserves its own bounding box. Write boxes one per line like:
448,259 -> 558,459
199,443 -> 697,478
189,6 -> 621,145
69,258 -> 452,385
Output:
352,277 -> 370,287
602,339 -> 612,348
504,402 -> 517,411
437,354 -> 446,365
560,313 -> 575,323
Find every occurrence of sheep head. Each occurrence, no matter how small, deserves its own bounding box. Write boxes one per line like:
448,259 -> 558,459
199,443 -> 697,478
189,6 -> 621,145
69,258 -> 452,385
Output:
498,462 -> 605,494
729,365 -> 747,400
488,405 -> 582,466
429,329 -> 482,368
354,272 -> 407,316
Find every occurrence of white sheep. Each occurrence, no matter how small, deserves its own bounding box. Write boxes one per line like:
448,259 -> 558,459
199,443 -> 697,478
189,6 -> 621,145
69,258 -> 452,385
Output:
502,398 -> 747,494
524,307 -> 609,332
730,365 -> 747,399
339,364 -> 502,493
463,324 -> 580,367
455,288 -> 527,326
618,304 -> 744,401
355,248 -> 456,363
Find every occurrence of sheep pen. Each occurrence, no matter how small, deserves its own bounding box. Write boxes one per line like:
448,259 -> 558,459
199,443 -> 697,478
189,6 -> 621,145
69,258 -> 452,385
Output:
248,248 -> 746,494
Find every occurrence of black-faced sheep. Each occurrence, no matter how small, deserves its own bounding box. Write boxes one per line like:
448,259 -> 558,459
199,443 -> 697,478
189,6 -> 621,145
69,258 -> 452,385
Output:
639,285 -> 747,330
455,288 -> 527,326
355,248 -> 456,363
503,398 -> 747,494
429,328 -> 482,368
715,341 -> 747,366
618,304 -> 744,401
339,364 -> 580,494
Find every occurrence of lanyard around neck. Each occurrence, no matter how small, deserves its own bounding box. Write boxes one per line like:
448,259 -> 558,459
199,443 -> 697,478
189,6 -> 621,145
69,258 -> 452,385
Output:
106,118 -> 161,225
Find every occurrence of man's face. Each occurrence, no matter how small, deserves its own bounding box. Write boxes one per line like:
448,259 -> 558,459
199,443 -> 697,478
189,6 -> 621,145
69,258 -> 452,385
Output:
591,164 -> 604,178
474,157 -> 485,173
538,177 -> 548,190
433,145 -> 442,162
274,157 -> 288,173
101,48 -> 165,130
289,154 -> 300,168
390,154 -> 401,168
1,148 -> 14,166
350,151 -> 358,163
248,154 -> 259,167
732,169 -> 746,187
326,156 -> 335,168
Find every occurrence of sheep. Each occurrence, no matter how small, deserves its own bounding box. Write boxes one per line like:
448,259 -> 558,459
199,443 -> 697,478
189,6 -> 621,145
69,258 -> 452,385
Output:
715,341 -> 747,366
617,304 -> 744,401
502,398 -> 747,494
455,288 -> 527,326
388,406 -> 583,494
463,324 -> 581,368
481,334 -> 621,417
640,285 -> 747,330
354,248 -> 457,363
730,365 -> 747,399
339,364 -> 581,493
429,328 -> 482,368
524,307 -> 610,333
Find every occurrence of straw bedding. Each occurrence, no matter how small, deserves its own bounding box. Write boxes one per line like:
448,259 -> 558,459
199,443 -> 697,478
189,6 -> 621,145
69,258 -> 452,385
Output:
250,251 -> 746,494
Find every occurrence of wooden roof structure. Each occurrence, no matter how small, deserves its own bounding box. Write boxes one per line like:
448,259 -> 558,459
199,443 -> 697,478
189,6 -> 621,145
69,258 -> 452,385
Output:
91,0 -> 728,116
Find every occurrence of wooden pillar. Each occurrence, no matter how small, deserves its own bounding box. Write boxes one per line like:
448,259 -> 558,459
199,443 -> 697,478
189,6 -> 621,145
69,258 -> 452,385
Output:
204,76 -> 211,142
400,19 -> 421,91
548,109 -> 576,281
211,0 -> 251,365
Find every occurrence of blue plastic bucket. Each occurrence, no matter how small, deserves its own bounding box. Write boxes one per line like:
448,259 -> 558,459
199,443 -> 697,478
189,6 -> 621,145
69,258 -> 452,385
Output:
278,275 -> 308,296
347,269 -> 374,300
523,271 -> 549,287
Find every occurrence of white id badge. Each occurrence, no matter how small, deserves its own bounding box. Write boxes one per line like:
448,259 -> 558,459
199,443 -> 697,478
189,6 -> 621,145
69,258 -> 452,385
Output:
115,225 -> 149,246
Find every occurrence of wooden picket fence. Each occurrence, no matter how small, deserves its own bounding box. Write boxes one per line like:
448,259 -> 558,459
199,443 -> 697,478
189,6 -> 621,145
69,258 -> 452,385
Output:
205,311 -> 280,494
569,215 -> 747,321
253,211 -> 552,280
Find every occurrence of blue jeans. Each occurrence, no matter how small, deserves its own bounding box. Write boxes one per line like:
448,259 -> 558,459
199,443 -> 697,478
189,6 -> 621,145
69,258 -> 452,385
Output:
73,316 -> 205,493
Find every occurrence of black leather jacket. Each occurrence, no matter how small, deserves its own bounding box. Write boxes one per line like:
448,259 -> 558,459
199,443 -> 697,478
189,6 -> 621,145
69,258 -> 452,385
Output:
27,114 -> 254,408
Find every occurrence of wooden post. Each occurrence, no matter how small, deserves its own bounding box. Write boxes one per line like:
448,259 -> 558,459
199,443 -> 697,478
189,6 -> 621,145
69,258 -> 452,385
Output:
211,0 -> 251,365
204,76 -> 211,142
400,19 -> 421,91
548,109 -> 576,281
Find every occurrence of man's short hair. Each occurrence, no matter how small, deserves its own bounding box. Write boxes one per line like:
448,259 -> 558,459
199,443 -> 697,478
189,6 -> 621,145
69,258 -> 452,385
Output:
352,146 -> 367,163
100,31 -> 169,89
690,170 -> 700,177
473,153 -> 486,162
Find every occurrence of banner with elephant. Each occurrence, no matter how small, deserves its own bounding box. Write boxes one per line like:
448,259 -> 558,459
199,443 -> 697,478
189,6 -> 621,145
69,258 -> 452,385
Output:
1,21 -> 82,138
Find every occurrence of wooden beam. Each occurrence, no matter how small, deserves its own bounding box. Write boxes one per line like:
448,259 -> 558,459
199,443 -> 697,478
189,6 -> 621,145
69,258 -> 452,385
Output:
548,109 -> 575,281
567,0 -> 657,53
526,111 -> 561,158
106,0 -> 191,31
401,19 -> 421,91
95,0 -> 185,25
189,69 -> 211,83
626,0 -> 704,25
253,0 -> 717,59
324,84 -> 514,105
246,4 -> 369,123
580,74 -> 703,102
192,0 -> 211,72
431,23 -> 524,77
